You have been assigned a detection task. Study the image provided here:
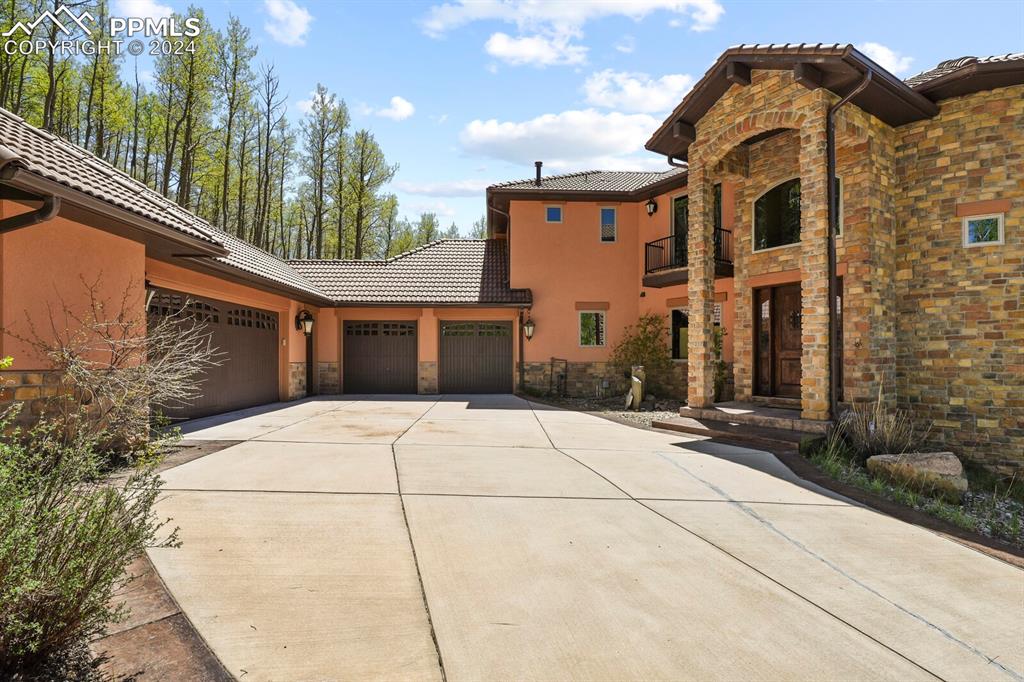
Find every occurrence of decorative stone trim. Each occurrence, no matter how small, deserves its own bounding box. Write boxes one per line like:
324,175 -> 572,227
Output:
418,361 -> 438,394
288,362 -> 306,399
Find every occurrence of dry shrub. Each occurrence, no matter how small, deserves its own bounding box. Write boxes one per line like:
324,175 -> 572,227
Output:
838,384 -> 917,461
8,276 -> 222,456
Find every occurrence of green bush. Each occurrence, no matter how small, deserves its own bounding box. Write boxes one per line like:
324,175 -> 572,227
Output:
609,314 -> 674,396
0,410 -> 178,674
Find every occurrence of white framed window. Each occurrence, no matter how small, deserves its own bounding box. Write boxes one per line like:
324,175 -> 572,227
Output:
545,205 -> 563,223
962,213 -> 1004,247
600,207 -> 617,242
579,311 -> 606,347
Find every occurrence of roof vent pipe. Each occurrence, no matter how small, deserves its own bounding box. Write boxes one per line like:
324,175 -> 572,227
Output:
534,161 -> 542,186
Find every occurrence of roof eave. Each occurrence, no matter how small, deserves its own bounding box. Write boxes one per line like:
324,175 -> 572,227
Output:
2,166 -> 228,258
645,45 -> 940,158
912,60 -> 1024,101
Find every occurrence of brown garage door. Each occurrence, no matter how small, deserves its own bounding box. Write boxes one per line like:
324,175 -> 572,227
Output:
148,288 -> 279,420
439,321 -> 513,393
343,321 -> 418,394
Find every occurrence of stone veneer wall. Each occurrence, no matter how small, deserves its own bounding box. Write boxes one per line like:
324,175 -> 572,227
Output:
288,361 -> 306,399
0,370 -> 64,427
520,360 -> 687,400
686,70 -> 833,419
893,84 -> 1024,473
418,361 -> 438,394
318,362 -> 340,394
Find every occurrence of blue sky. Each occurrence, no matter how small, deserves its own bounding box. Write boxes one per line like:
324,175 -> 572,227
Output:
114,0 -> 1024,232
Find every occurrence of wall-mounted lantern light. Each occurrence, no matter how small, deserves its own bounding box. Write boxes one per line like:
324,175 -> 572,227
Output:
523,316 -> 536,341
645,198 -> 658,216
295,309 -> 315,336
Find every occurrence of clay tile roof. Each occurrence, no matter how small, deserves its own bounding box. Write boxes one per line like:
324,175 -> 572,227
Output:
0,106 -> 219,245
0,107 -> 334,302
205,228 -> 328,301
489,166 -> 686,193
288,239 -> 531,306
904,52 -> 1024,88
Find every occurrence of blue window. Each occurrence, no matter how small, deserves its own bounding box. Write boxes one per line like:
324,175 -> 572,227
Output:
600,207 -> 617,242
545,206 -> 562,223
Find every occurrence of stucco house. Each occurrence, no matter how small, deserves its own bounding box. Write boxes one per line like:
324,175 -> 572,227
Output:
0,44 -> 1020,473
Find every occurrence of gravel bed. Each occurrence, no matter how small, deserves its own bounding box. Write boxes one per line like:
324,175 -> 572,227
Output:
534,395 -> 684,430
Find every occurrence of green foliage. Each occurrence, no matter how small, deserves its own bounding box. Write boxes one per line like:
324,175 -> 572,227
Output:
609,314 -> 674,395
712,327 -> 728,401
0,413 -> 178,672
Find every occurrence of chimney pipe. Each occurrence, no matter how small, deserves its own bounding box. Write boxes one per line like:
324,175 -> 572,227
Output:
534,161 -> 542,186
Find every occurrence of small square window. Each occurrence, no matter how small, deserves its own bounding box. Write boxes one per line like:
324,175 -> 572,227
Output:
600,207 -> 616,242
545,206 -> 563,223
963,213 -> 1003,247
579,311 -> 606,347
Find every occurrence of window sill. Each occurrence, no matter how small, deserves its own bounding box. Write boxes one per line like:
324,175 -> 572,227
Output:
752,241 -> 801,255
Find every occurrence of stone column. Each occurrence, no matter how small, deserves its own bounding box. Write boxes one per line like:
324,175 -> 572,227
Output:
798,98 -> 831,421
686,155 -> 716,408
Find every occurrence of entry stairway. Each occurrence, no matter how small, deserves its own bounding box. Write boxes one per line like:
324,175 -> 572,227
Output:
653,400 -> 832,453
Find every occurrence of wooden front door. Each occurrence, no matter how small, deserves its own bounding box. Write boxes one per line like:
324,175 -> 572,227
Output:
754,284 -> 802,398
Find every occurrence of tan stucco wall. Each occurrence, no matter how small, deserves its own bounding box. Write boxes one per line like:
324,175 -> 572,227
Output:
509,199 -> 640,364
0,205 -> 146,368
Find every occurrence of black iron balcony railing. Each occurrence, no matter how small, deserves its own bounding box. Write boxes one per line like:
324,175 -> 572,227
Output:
644,228 -> 732,274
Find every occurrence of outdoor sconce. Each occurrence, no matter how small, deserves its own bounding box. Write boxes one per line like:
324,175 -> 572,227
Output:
295,309 -> 315,336
523,316 -> 536,341
645,198 -> 658,216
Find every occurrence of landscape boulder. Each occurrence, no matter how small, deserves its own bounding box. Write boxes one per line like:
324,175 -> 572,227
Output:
866,452 -> 968,502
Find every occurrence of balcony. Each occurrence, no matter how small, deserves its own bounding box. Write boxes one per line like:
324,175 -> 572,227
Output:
643,229 -> 733,287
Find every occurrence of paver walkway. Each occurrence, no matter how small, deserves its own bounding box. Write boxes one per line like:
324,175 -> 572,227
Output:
147,395 -> 1024,681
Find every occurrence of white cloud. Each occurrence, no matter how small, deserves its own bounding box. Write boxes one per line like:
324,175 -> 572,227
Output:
583,69 -> 694,114
409,200 -> 457,218
436,113 -> 448,124
422,1 -> 722,68
397,179 -> 491,197
459,108 -> 664,170
422,0 -> 724,37
485,31 -> 586,67
295,89 -> 322,114
614,35 -> 635,54
376,96 -> 415,121
264,0 -> 312,47
858,42 -> 914,75
112,0 -> 172,21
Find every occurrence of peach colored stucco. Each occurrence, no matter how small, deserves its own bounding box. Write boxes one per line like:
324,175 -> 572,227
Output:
0,202 -> 145,368
508,182 -> 738,364
509,201 -> 639,363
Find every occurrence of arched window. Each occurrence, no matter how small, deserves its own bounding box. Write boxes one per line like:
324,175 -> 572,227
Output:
754,178 -> 801,250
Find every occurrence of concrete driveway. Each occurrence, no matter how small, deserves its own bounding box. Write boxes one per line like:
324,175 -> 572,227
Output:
149,395 -> 1023,681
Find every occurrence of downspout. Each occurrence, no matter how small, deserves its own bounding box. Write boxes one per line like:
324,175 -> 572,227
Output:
518,307 -> 526,393
826,68 -> 872,420
667,155 -> 687,169
0,162 -> 61,234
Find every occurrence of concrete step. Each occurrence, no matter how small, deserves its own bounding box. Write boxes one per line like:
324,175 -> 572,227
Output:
750,395 -> 802,410
652,416 -> 816,452
678,404 -> 831,435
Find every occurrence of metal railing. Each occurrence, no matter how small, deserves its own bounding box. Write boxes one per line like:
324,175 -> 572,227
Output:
644,229 -> 732,274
